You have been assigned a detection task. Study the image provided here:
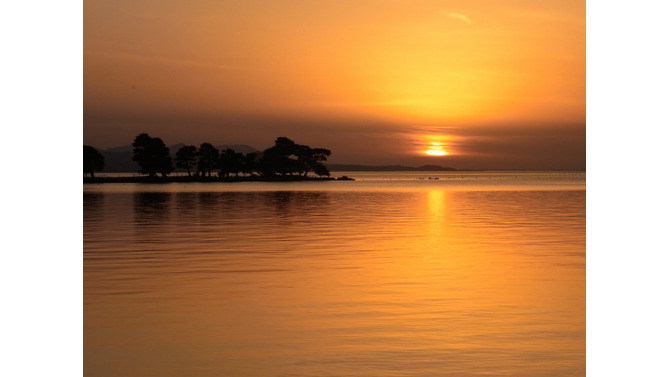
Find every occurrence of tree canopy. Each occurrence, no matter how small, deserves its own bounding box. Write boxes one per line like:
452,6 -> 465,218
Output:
219,148 -> 245,177
83,145 -> 105,177
259,137 -> 331,177
197,143 -> 219,177
87,135 -> 332,180
132,133 -> 174,177
175,145 -> 197,176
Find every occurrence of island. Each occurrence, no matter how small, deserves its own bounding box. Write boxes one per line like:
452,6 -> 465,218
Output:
84,134 -> 358,183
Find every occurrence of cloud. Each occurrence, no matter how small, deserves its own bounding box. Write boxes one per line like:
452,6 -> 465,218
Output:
448,12 -> 472,25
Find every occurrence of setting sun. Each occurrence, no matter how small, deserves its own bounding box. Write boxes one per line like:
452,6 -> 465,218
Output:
417,135 -> 455,157
425,147 -> 448,156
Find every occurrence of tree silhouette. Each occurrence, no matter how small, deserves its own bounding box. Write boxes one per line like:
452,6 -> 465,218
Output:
175,145 -> 197,176
84,135 -> 333,182
197,143 -> 219,177
259,137 -> 331,177
297,145 -> 331,177
219,148 -> 245,177
83,145 -> 105,178
259,137 -> 297,176
242,152 -> 260,176
132,133 -> 174,177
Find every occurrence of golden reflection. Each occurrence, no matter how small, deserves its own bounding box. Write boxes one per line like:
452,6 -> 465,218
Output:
427,189 -> 448,223
85,189 -> 585,376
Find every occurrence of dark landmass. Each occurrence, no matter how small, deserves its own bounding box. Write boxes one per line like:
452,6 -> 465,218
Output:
97,147 -> 459,173
327,164 -> 457,171
84,175 -> 355,184
99,143 -> 260,172
90,138 -> 468,179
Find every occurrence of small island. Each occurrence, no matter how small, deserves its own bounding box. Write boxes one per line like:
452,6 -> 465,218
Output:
83,174 -> 354,184
84,134 -> 354,183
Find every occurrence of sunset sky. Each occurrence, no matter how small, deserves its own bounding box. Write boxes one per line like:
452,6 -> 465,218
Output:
84,0 -> 585,170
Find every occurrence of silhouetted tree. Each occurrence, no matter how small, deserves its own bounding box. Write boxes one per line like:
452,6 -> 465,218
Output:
219,148 -> 245,177
297,145 -> 331,177
258,137 -> 331,177
197,143 -> 219,177
260,137 -> 300,176
259,143 -> 288,177
132,133 -> 174,177
242,152 -> 260,176
175,145 -> 197,176
83,145 -> 105,178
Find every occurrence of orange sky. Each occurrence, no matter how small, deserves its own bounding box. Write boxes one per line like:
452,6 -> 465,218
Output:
84,0 -> 585,169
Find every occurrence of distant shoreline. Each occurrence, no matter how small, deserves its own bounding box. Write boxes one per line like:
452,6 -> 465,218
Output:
326,164 -> 458,172
83,175 -> 354,184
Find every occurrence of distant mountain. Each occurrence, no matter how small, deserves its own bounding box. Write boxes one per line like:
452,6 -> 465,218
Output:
97,143 -> 260,173
327,164 -> 457,171
169,143 -> 186,151
105,144 -> 133,153
98,147 -> 136,172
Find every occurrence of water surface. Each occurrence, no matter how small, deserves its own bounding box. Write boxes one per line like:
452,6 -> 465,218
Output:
84,171 -> 585,376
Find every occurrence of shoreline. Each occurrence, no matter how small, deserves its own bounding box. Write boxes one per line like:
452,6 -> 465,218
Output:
83,175 -> 353,184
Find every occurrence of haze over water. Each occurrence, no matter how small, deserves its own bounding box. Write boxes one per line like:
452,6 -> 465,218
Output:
84,172 -> 585,376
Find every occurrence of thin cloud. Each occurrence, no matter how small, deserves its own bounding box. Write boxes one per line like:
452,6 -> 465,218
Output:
448,12 -> 472,25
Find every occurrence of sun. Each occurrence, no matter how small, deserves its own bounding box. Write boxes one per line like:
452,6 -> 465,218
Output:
424,143 -> 449,156
413,134 -> 456,157
426,149 -> 447,156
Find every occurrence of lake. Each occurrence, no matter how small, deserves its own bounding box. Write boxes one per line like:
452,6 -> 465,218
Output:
84,171 -> 585,376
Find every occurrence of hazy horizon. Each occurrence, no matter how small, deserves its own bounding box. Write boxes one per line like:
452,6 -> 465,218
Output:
89,124 -> 584,171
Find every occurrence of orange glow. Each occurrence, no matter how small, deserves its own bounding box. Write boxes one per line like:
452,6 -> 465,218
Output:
426,149 -> 448,156
425,144 -> 449,156
416,134 -> 456,157
83,0 -> 585,169
84,0 -> 585,126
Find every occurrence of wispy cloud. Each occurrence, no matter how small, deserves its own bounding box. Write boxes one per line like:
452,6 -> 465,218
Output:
448,12 -> 472,25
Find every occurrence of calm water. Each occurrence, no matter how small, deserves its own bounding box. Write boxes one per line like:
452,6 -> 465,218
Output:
84,172 -> 585,376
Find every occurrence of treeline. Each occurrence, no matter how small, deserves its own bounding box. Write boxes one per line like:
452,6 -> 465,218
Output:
83,134 -> 331,179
